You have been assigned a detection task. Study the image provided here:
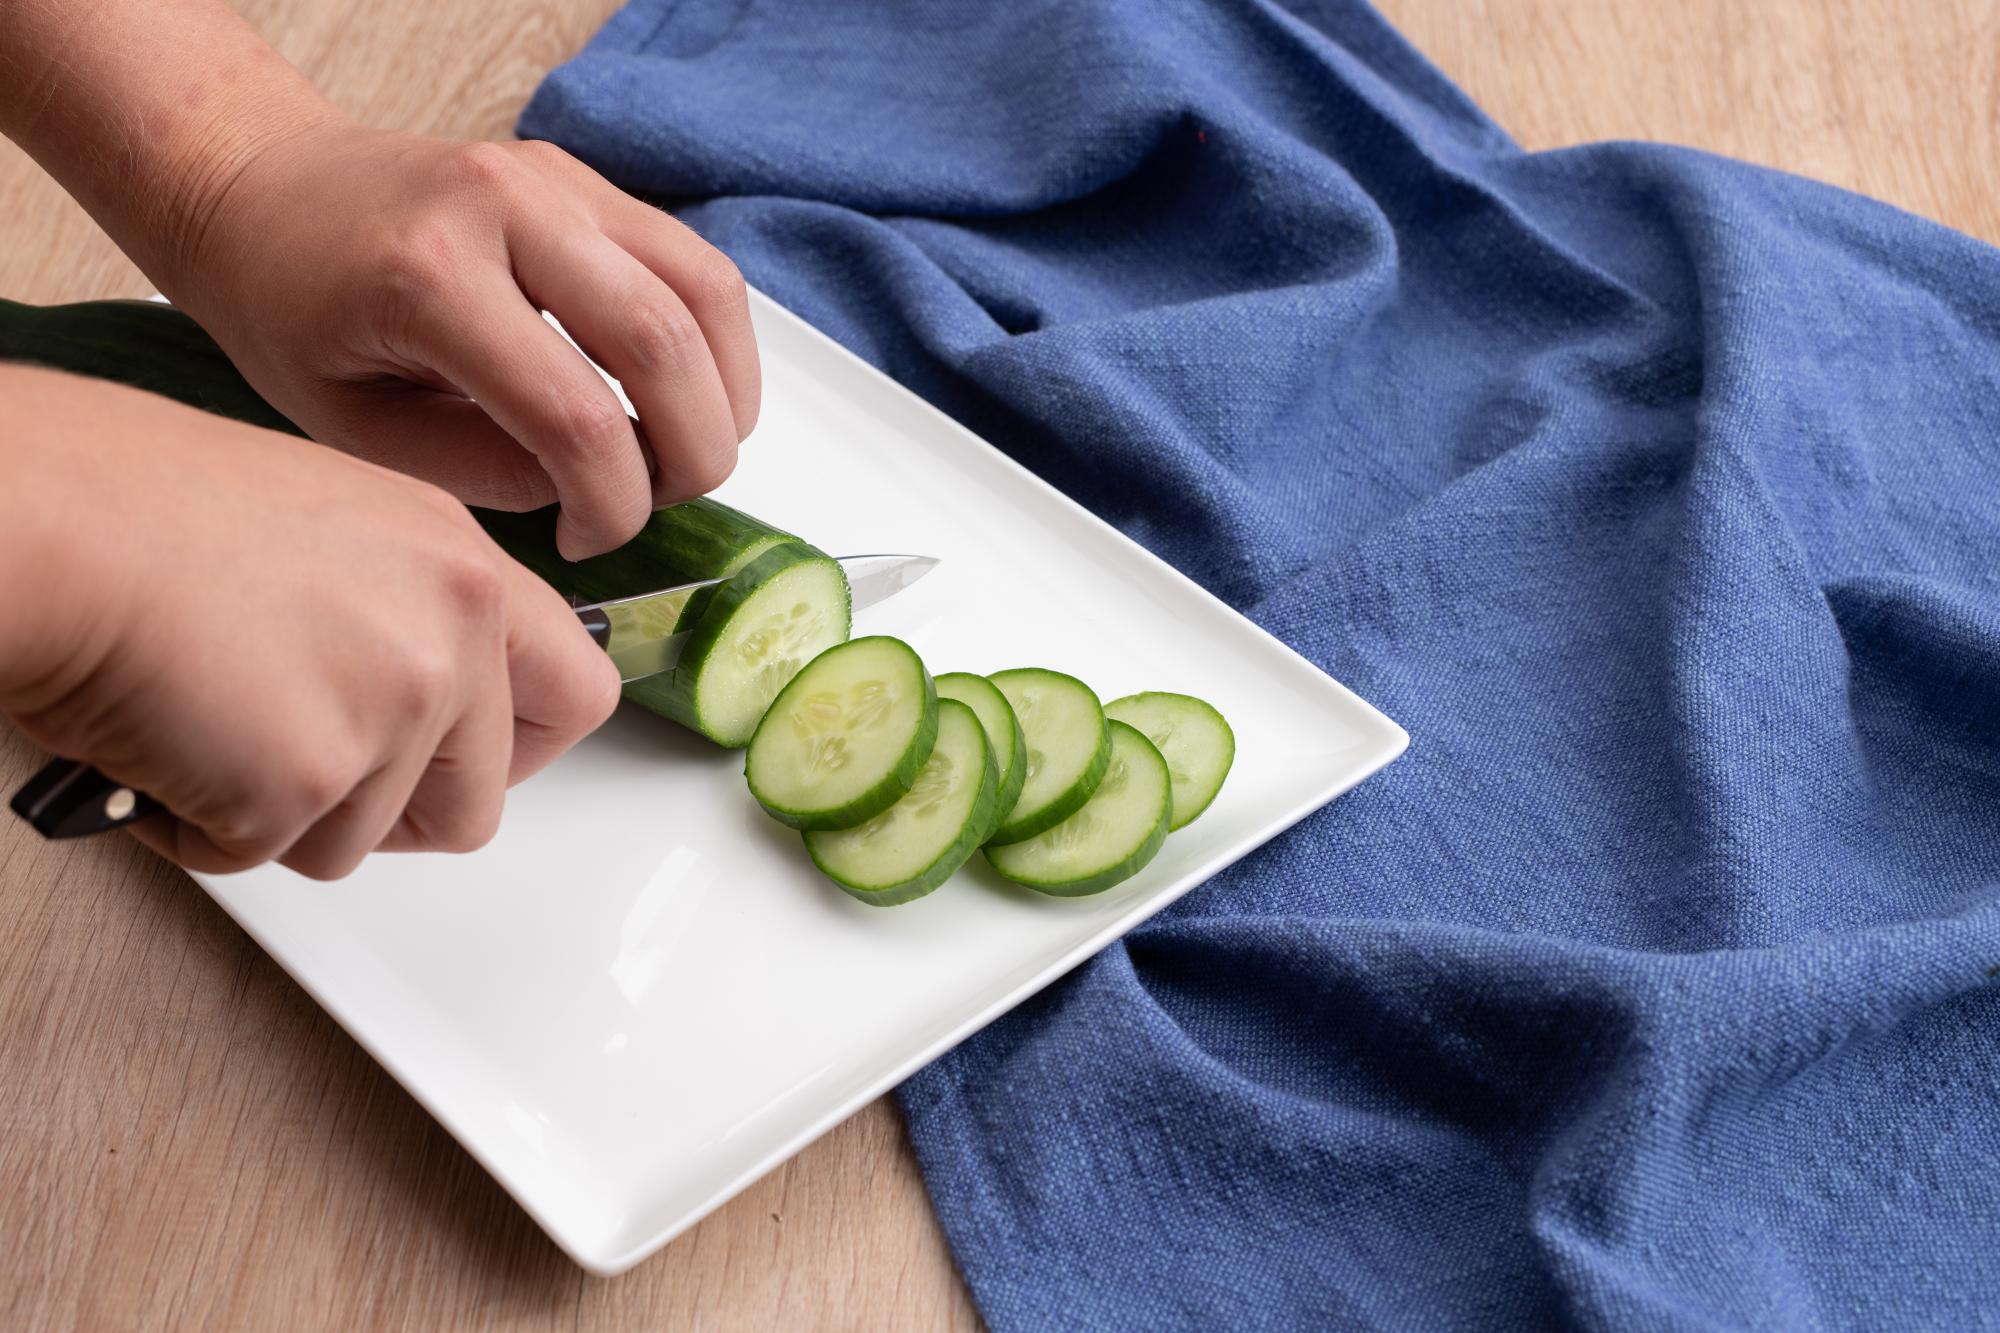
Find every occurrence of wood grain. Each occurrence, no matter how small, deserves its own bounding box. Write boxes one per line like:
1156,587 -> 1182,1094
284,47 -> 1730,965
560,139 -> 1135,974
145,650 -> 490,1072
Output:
1,1 -> 1992,1328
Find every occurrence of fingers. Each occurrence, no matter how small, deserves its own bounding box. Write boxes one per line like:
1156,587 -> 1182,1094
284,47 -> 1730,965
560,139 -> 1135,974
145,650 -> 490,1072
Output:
377,662 -> 515,853
517,140 -> 760,441
596,200 -> 761,441
509,224 -> 739,507
321,388 -> 558,512
275,742 -> 437,879
404,281 -> 654,559
127,807 -> 329,877
120,739 -> 371,877
497,556 -> 622,783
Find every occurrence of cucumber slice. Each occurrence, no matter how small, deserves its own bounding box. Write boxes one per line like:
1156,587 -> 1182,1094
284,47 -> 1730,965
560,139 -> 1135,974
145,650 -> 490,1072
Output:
629,542 -> 850,746
805,699 -> 999,905
1104,692 -> 1235,830
984,668 -> 1112,846
934,672 -> 1026,845
985,722 -> 1171,896
746,636 -> 938,831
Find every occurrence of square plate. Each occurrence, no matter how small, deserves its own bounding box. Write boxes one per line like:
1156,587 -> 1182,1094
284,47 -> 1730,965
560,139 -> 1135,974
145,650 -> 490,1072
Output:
192,292 -> 1407,1275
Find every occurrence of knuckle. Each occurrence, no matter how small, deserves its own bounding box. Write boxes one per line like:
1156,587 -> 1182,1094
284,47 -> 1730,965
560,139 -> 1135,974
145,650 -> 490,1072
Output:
443,139 -> 520,192
389,647 -> 458,722
687,248 -> 748,313
663,441 -> 737,499
436,550 -> 508,623
378,222 -> 458,311
433,799 -> 504,854
288,753 -> 362,817
200,811 -> 285,860
480,461 -> 558,513
547,383 -> 632,461
517,138 -> 574,170
622,301 -> 705,375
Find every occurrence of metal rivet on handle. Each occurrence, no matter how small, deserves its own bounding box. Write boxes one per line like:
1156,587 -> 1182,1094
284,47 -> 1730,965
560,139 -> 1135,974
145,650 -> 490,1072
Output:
104,788 -> 136,821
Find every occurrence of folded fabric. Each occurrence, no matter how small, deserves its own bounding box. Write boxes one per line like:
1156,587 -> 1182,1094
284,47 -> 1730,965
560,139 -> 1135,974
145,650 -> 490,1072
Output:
522,3 -> 2000,1327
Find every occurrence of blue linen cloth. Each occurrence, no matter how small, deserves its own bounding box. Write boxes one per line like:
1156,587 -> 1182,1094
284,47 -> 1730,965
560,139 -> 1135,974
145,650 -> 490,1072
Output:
521,3 -> 2000,1327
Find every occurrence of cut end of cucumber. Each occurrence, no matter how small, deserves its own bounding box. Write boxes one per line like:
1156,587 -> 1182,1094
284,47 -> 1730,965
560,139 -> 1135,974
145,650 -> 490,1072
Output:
693,556 -> 851,746
1104,692 -> 1235,830
747,636 -> 939,831
985,722 -> 1171,897
985,668 -> 1111,846
805,698 -> 999,906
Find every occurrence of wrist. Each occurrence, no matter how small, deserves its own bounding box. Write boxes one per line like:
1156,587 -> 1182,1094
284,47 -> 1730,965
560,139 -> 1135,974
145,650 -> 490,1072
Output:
0,367 -> 134,720
0,0 -> 344,299
144,94 -> 348,304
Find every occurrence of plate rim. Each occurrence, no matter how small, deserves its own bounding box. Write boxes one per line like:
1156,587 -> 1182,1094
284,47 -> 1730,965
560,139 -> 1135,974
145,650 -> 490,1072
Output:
193,285 -> 1409,1275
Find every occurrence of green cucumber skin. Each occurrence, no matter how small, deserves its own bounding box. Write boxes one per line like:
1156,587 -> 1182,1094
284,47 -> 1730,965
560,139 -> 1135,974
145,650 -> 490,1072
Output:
806,700 -> 1000,907
985,724 -> 1172,897
933,673 -> 1028,846
1104,691 -> 1236,830
473,498 -> 793,613
984,668 -> 1113,846
749,638 -> 940,832
0,298 -> 304,437
625,542 -> 850,745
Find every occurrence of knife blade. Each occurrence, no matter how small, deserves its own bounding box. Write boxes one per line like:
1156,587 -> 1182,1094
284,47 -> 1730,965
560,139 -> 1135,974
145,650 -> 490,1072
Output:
577,552 -> 937,683
10,552 -> 940,840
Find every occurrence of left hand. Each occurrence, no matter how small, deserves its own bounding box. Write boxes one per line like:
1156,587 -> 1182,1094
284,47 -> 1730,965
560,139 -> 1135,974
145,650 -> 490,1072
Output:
165,121 -> 762,560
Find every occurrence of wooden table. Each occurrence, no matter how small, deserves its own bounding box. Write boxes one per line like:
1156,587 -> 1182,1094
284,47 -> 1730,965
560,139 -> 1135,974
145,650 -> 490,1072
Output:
3,2 -> 1993,1327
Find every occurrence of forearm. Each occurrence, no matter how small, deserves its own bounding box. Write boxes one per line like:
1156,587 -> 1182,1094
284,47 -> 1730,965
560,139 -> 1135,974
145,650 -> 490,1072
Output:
0,0 -> 339,297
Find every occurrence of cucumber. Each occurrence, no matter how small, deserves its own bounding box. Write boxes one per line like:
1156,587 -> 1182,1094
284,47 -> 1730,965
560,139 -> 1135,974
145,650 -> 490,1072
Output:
747,636 -> 938,831
933,672 -> 1026,845
0,297 -> 301,435
1103,692 -> 1235,830
804,698 -> 999,905
479,504 -> 849,748
0,298 -> 853,749
985,722 -> 1171,896
472,497 -> 794,601
984,668 -> 1112,846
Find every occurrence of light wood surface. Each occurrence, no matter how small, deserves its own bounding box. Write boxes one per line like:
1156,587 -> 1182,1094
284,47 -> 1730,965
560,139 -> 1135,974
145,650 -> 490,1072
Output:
2,2 -> 1992,1328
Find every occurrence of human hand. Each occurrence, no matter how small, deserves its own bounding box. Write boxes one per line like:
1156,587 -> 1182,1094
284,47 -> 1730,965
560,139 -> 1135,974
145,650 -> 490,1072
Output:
162,120 -> 760,560
0,367 -> 621,879
3,2 -> 756,557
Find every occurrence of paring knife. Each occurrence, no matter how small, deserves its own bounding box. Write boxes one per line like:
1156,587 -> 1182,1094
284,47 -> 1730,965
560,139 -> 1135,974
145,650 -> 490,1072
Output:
9,553 -> 939,841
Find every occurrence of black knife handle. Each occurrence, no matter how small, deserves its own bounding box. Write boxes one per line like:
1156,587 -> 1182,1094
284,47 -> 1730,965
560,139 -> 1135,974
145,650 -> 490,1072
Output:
577,606 -> 613,650
10,759 -> 163,839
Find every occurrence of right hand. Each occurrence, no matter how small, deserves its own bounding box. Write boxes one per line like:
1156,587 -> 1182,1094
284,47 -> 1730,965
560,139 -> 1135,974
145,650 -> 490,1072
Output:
0,367 -> 621,879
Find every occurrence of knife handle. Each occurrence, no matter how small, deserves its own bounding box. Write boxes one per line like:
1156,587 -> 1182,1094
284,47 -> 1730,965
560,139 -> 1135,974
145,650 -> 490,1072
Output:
577,605 -> 612,650
10,759 -> 163,840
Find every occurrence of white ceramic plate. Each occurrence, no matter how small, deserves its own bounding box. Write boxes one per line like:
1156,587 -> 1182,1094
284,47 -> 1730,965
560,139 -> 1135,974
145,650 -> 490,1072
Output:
191,291 -> 1407,1275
